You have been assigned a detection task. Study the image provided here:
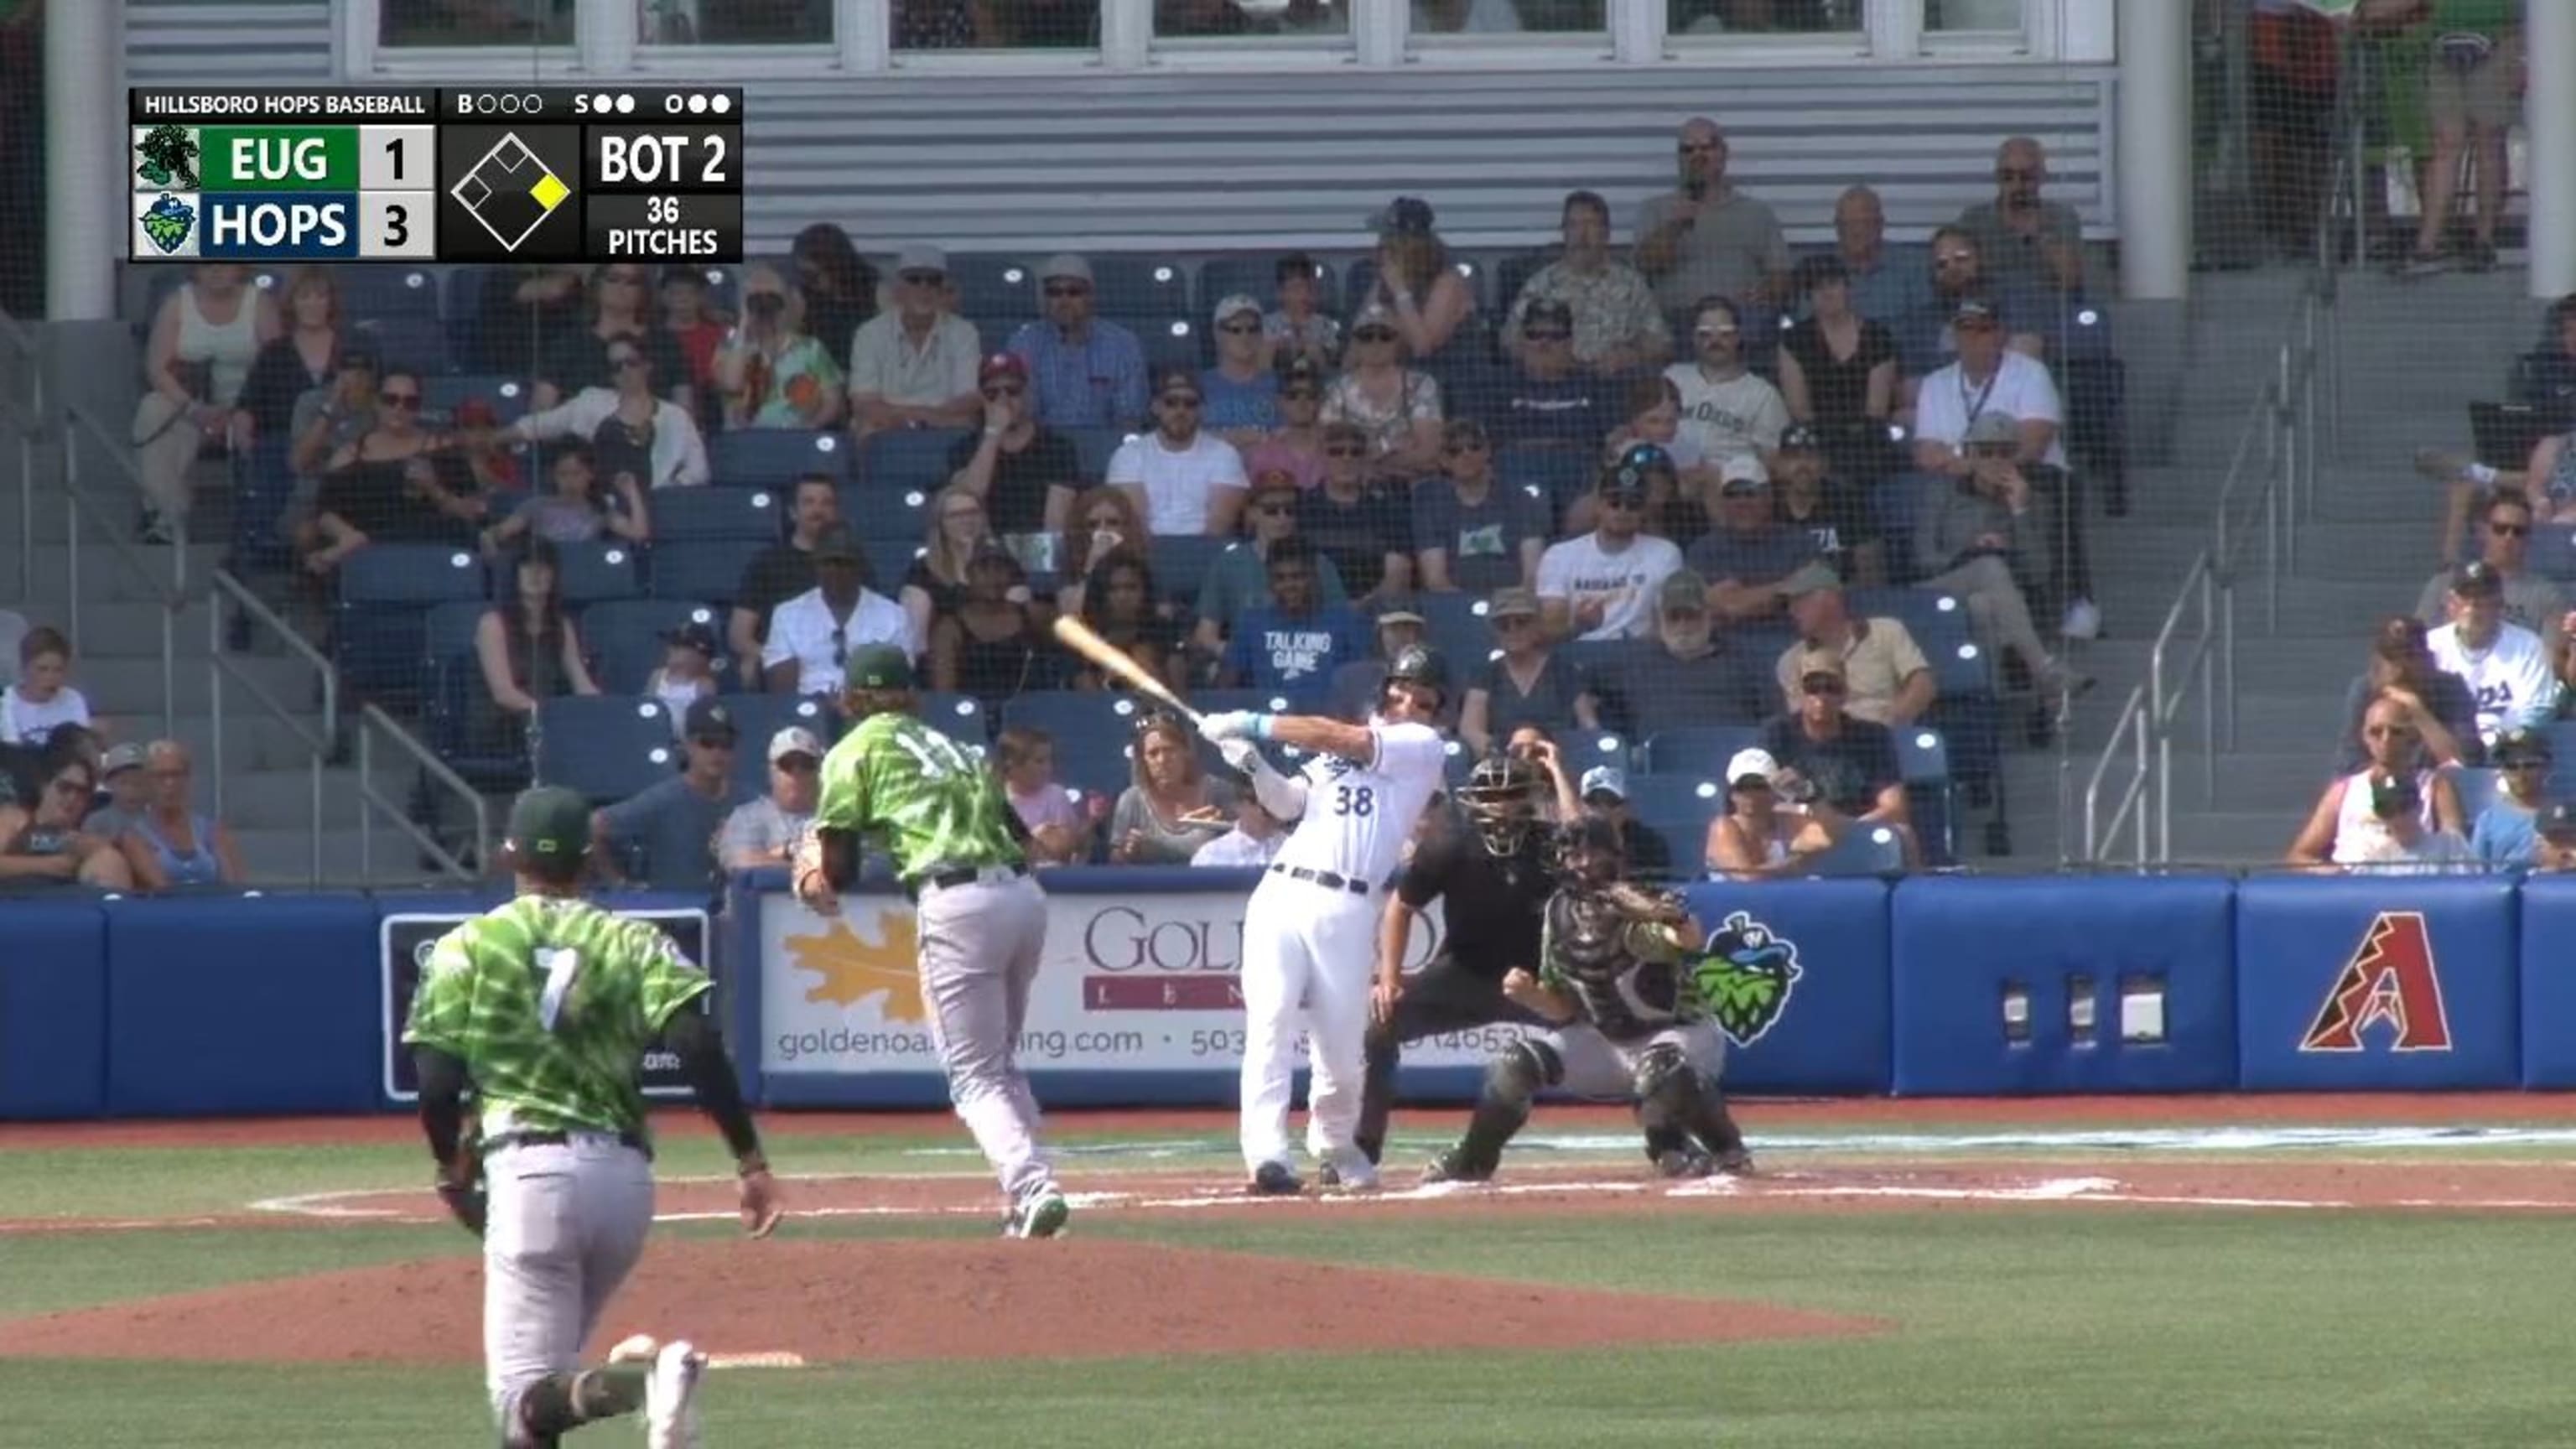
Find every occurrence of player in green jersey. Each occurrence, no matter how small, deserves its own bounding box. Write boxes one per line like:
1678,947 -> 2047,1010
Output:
405,786 -> 785,1449
791,641 -> 1069,1239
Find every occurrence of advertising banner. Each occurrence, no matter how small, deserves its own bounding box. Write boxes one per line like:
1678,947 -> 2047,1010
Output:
380,908 -> 714,1103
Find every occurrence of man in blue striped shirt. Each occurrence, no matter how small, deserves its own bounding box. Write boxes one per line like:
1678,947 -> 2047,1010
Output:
1007,253 -> 1149,432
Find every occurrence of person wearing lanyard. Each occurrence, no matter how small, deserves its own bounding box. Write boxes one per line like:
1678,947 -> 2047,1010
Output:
1908,295 -> 2097,643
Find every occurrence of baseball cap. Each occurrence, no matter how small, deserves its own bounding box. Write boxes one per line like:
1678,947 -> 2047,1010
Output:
2495,727 -> 2555,764
2373,614 -> 2430,658
1213,293 -> 1264,326
1277,355 -> 1327,389
1952,294 -> 2002,325
1037,253 -> 1093,286
811,522 -> 862,564
894,243 -> 949,278
683,697 -> 738,744
1353,299 -> 1399,331
1726,747 -> 1780,787
1488,585 -> 1540,621
978,351 -> 1027,386
505,786 -> 594,866
1963,412 -> 2021,449
1718,454 -> 1768,492
1793,647 -> 1848,685
2451,560 -> 2505,597
1781,560 -> 1844,600
1775,423 -> 1824,454
1374,196 -> 1436,236
1249,467 -> 1300,500
1607,442 -> 1671,496
1579,765 -> 1628,803
768,724 -> 826,765
1374,595 -> 1426,626
662,621 -> 719,657
845,641 -> 914,691
1659,570 -> 1710,615
100,743 -> 148,779
1522,298 -> 1575,331
337,339 -> 382,373
2542,801 -> 2576,839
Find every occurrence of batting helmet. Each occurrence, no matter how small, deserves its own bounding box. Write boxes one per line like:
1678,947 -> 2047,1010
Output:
1381,643 -> 1452,711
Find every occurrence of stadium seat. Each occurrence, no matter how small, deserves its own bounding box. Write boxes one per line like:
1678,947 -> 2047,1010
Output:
1490,247 -> 1560,322
718,693 -> 839,797
334,545 -> 485,706
1810,823 -> 1909,877
1000,692 -> 1156,798
425,374 -> 531,426
526,540 -> 641,605
915,691 -> 994,749
865,538 -> 925,593
1416,590 -> 1492,667
1625,772 -> 1726,832
423,599 -> 488,668
1119,315 -> 1204,374
1348,257 -> 1488,315
648,538 -> 766,607
1565,730 -> 1633,776
712,428 -> 850,488
583,600 -> 725,693
536,697 -> 681,804
948,253 -> 1036,320
1893,725 -> 1952,785
2451,766 -> 2506,829
1063,426 -> 1128,484
349,314 -> 449,377
1092,256 -> 1191,317
1327,659 -> 1387,723
652,486 -> 784,543
1493,444 -> 1597,515
1640,724 -> 1762,776
1147,536 -> 1229,611
1197,254 -> 1339,316
843,482 -> 933,549
859,427 -> 969,496
1441,735 -> 1475,788
1856,589 -> 1994,701
339,543 -> 486,605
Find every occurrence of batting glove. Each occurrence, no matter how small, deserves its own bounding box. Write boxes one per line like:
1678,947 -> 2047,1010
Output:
1197,710 -> 1270,744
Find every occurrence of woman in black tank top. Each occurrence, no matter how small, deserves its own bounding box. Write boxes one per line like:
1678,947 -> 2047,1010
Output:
0,756 -> 132,890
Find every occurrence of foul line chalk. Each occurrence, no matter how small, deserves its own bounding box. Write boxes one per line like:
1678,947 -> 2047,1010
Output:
705,1352 -> 807,1369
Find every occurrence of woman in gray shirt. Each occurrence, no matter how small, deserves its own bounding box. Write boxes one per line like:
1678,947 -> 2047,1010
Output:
1109,714 -> 1237,865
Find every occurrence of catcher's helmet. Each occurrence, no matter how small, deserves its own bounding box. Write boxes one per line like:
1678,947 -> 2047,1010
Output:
1381,643 -> 1452,710
1554,813 -> 1626,886
1455,753 -> 1545,857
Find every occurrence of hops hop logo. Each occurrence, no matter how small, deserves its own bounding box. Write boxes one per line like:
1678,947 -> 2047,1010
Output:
1690,909 -> 1804,1048
140,194 -> 197,256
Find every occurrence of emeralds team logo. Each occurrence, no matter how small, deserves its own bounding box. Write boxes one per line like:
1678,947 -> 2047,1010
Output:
1690,910 -> 1804,1047
139,195 -> 198,255
135,123 -> 201,190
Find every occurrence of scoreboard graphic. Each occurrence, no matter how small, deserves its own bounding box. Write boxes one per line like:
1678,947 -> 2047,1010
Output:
129,88 -> 744,265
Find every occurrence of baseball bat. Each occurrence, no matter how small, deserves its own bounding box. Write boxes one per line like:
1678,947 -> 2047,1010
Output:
1050,615 -> 1204,725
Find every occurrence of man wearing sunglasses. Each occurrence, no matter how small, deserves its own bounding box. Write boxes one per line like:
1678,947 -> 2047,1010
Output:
948,352 -> 1081,548
2469,728 -> 2558,867
848,243 -> 984,439
2412,491 -> 2568,656
592,698 -> 749,893
1953,137 -> 2086,299
1192,470 -> 1351,663
1505,190 -> 1670,377
1107,367 -> 1249,538
719,726 -> 825,872
1005,252 -> 1148,432
2427,559 -> 2562,750
1491,299 -> 1611,454
1633,117 -> 1791,314
1664,296 -> 1787,471
1201,294 -> 1281,449
1756,652 -> 1917,870
1535,451 -> 1685,644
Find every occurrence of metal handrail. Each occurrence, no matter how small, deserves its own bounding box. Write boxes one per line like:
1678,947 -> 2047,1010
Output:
356,703 -> 489,884
205,569 -> 337,886
60,404 -> 190,740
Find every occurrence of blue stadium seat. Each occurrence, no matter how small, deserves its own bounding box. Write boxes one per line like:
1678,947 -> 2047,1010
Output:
340,543 -> 486,604
1647,823 -> 1708,878
915,691 -> 994,749
712,428 -> 850,489
1197,254 -> 1339,317
536,697 -> 682,804
1490,248 -> 1560,320
865,538 -> 924,594
425,374 -> 531,426
1416,589 -> 1493,667
1147,536 -> 1230,612
1092,257 -> 1191,317
1348,257 -> 1488,315
1495,446 -> 1597,526
1063,427 -> 1127,483
948,254 -> 1036,320
1640,724 -> 1762,776
1811,823 -> 1910,877
1327,659 -> 1387,723
859,427 -> 969,496
349,314 -> 450,377
999,691 -> 1154,799
2452,766 -> 2506,830
842,483 -> 933,549
648,538 -> 765,607
333,544 -> 486,704
718,693 -> 839,797
583,600 -> 724,694
652,486 -> 785,543
423,599 -> 489,667
1624,771 -> 1727,832
522,540 -> 641,605
1565,730 -> 1633,777
1119,315 -> 1204,374
1893,724 -> 1951,785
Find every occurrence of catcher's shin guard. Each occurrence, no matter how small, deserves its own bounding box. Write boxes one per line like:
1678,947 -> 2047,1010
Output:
1693,1079 -> 1752,1168
1450,1038 -> 1556,1177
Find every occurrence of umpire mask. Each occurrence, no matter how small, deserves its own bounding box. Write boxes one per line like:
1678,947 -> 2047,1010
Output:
1455,754 -> 1545,858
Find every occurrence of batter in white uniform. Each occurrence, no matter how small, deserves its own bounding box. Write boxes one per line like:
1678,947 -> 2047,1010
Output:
1199,645 -> 1454,1194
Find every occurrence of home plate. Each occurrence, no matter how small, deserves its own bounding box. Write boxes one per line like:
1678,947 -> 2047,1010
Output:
705,1352 -> 807,1369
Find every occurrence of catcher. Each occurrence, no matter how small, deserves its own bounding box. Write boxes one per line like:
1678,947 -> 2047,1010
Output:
1426,813 -> 1753,1184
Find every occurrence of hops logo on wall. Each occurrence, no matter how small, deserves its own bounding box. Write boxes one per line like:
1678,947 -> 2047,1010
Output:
1690,910 -> 1805,1048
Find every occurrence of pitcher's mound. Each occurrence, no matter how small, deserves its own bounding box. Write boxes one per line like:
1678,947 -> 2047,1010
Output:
0,1239 -> 1880,1364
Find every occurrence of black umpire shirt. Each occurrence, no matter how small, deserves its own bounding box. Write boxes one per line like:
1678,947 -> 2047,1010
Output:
1396,822 -> 1555,981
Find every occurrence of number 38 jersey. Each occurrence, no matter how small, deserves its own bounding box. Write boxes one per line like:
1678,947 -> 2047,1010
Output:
815,711 -> 1026,880
402,897 -> 711,1140
1270,721 -> 1449,891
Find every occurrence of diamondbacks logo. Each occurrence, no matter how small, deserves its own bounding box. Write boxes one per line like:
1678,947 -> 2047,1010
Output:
1690,909 -> 1804,1048
2300,911 -> 2454,1052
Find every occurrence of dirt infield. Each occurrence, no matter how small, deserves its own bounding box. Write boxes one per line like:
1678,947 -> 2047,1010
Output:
0,1238 -> 1883,1365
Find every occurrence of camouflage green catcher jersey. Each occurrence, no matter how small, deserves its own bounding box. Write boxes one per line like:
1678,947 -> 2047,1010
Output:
402,896 -> 712,1139
1537,888 -> 1710,1042
814,712 -> 1024,880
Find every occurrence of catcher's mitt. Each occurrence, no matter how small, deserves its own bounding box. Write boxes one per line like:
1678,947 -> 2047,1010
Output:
1599,880 -> 1690,927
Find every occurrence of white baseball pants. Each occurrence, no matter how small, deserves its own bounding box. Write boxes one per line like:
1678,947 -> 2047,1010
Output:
1239,875 -> 1379,1174
481,1135 -> 656,1432
916,872 -> 1056,1203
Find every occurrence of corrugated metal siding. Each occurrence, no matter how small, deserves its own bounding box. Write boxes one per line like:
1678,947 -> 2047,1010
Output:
126,0 -> 335,88
745,66 -> 2116,255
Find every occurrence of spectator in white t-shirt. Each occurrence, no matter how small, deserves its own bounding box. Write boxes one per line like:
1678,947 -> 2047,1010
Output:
2427,560 -> 2561,749
1191,792 -> 1285,867
1535,461 -> 1685,643
1109,368 -> 1249,538
761,524 -> 914,700
1909,294 -> 2097,640
1664,295 -> 1787,480
0,627 -> 96,750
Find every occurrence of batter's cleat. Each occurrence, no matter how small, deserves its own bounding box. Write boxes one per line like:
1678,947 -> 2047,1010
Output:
644,1339 -> 707,1449
1007,1182 -> 1072,1239
1318,1151 -> 1380,1192
1420,1150 -> 1492,1186
1654,1146 -> 1715,1180
1248,1161 -> 1303,1196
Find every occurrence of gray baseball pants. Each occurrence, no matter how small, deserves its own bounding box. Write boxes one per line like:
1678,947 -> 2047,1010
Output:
917,870 -> 1056,1203
481,1135 -> 656,1434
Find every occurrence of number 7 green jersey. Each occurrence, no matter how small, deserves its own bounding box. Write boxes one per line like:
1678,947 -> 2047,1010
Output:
402,896 -> 712,1140
814,712 -> 1024,880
